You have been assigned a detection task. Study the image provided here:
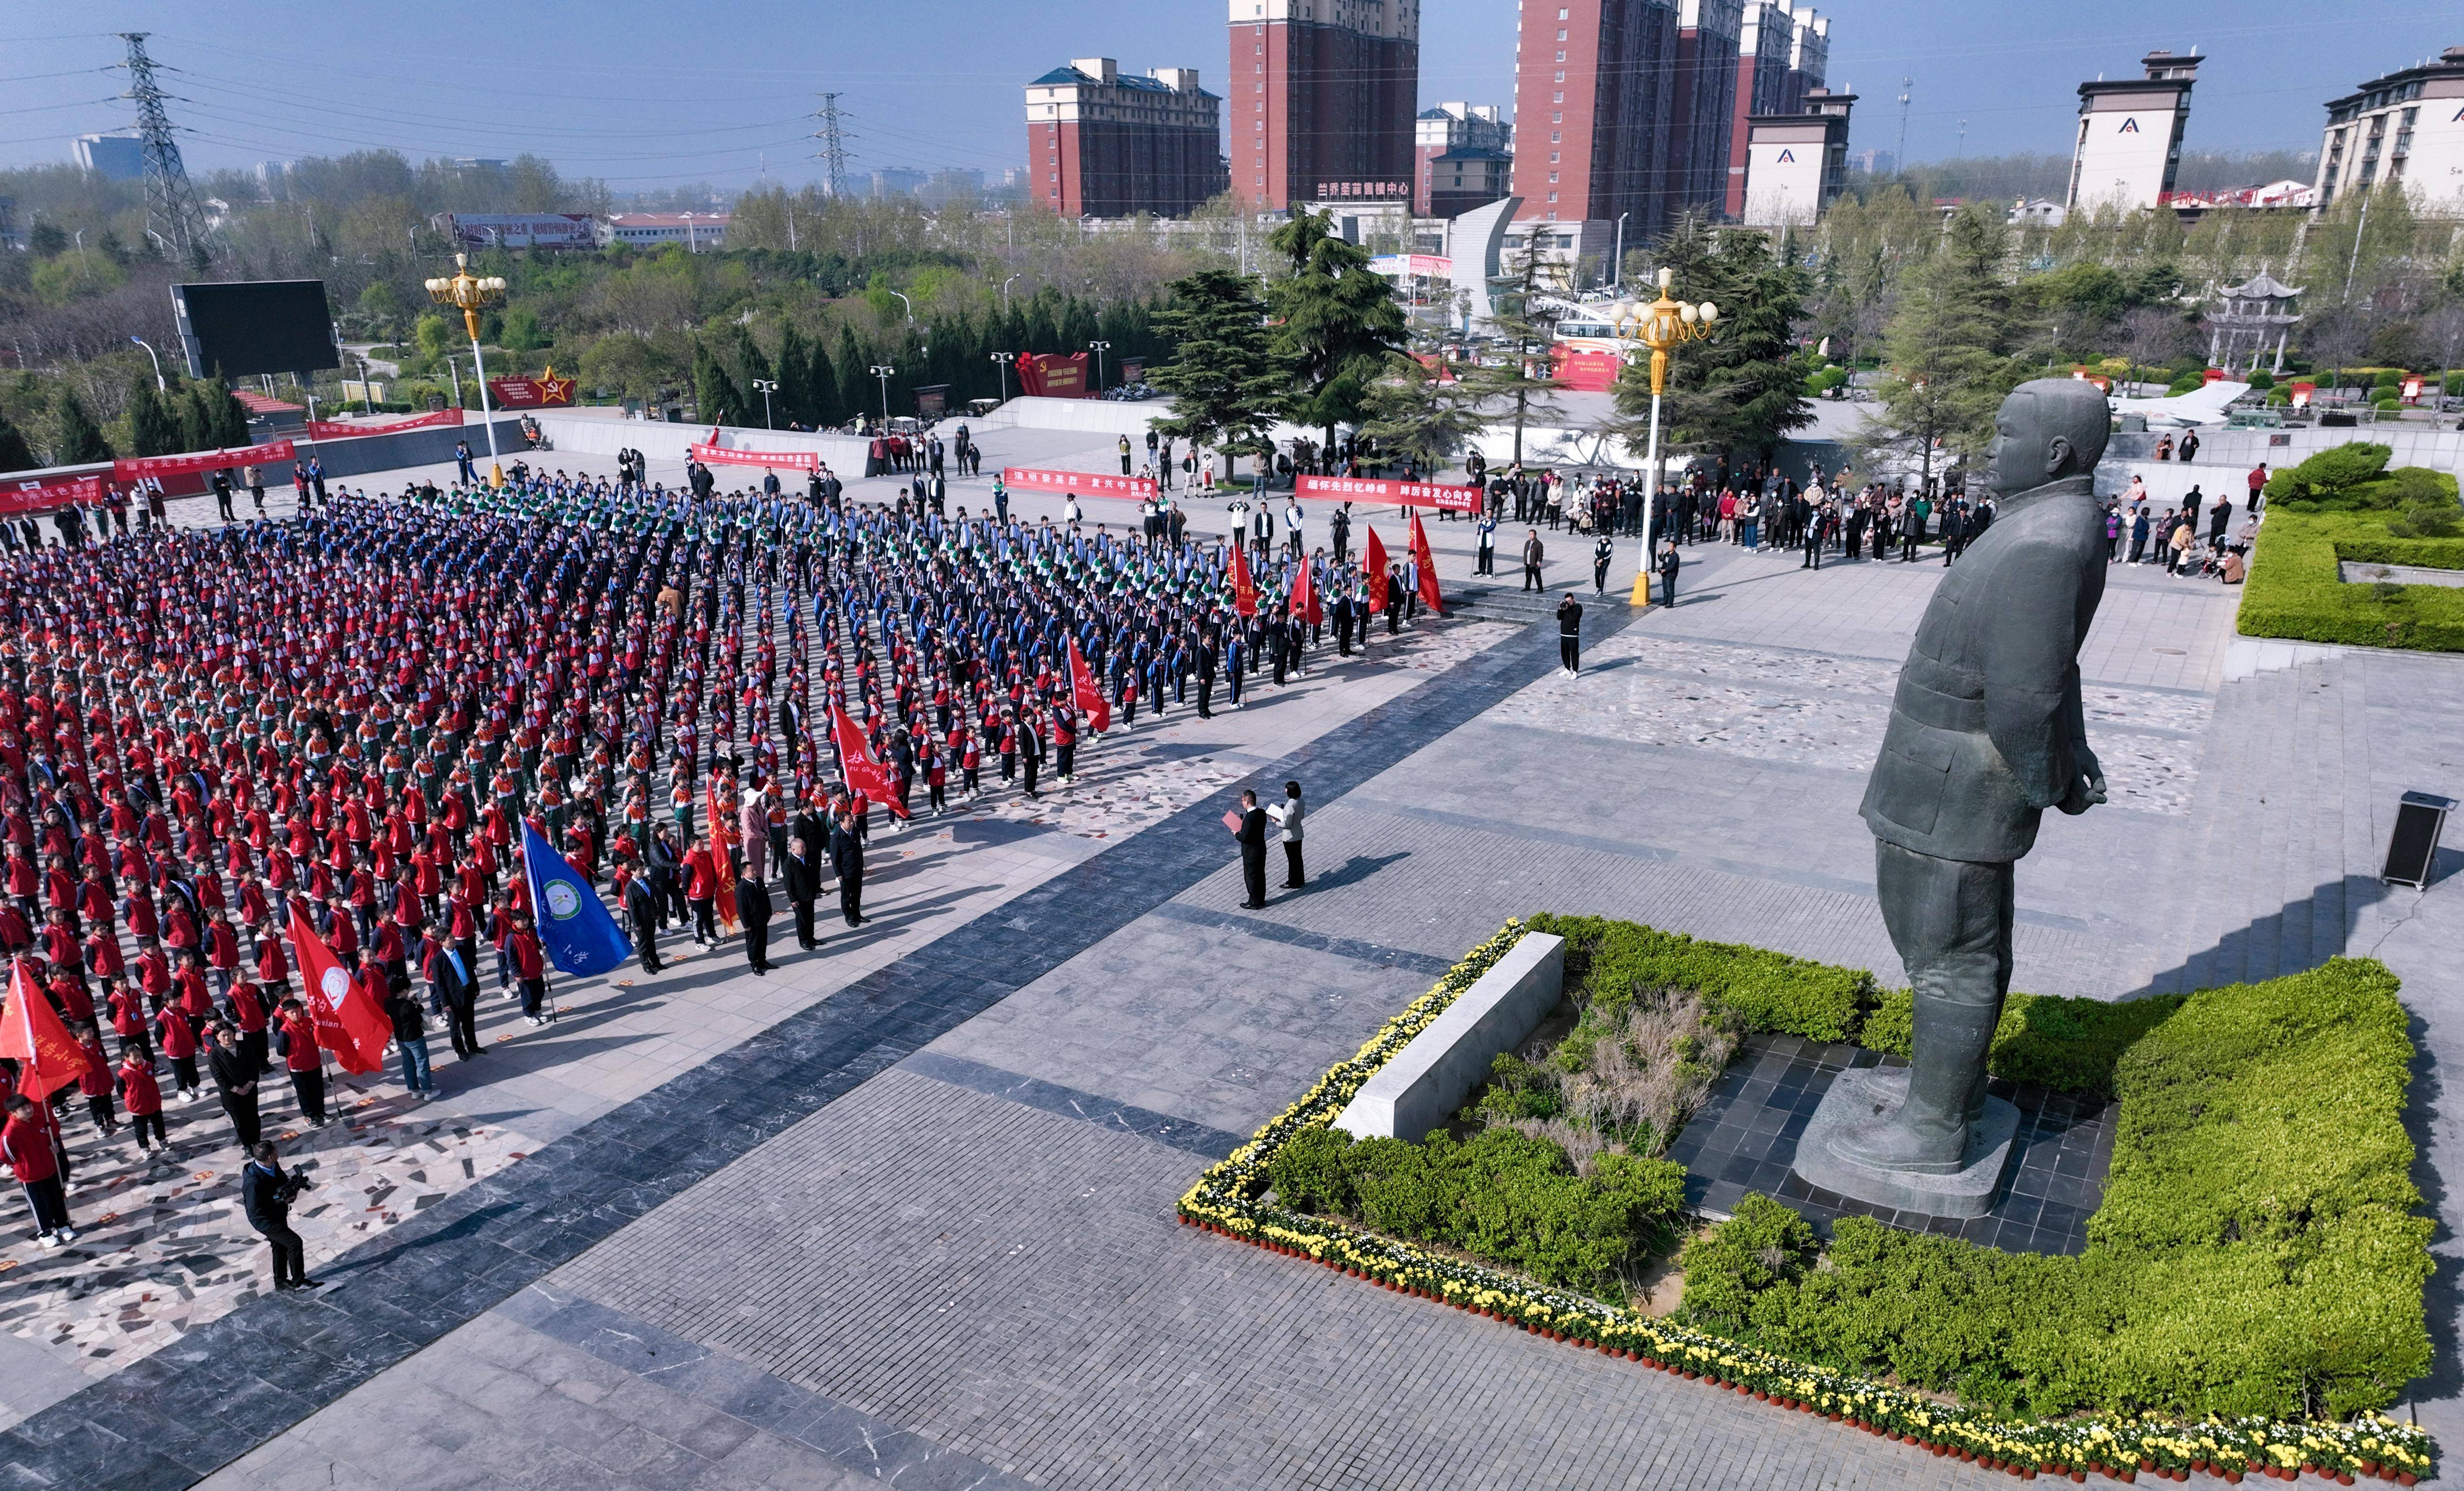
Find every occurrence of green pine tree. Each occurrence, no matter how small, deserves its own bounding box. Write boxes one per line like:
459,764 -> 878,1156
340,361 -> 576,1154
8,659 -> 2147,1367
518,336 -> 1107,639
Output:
1456,250 -> 1567,469
53,390 -> 114,464
197,375 -> 251,447
1615,225 -> 1815,467
1147,268 -> 1288,485
0,410 -> 35,472
1358,353 -> 1484,477
1267,210 -> 1408,449
1861,203 -> 2026,489
774,323 -> 813,427
127,376 -> 182,456
691,340 -> 744,427
806,331 -> 840,428
833,325 -> 870,428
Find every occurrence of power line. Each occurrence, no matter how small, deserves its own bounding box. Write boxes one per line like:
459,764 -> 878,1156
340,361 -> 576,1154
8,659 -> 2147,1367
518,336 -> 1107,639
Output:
117,32 -> 211,264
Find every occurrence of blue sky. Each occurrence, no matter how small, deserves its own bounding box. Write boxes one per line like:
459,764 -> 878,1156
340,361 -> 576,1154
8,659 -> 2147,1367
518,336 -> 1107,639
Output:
0,2 -> 2448,188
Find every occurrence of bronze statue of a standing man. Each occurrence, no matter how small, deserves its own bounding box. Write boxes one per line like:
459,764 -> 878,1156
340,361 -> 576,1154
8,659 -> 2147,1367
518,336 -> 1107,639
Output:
1795,379 -> 2111,1214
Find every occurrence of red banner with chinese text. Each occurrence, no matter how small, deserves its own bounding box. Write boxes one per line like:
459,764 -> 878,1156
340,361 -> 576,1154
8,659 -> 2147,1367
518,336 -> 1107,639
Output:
1295,474 -> 1481,514
1000,466 -> 1155,499
304,407 -> 465,441
485,373 -> 576,408
113,440 -> 296,481
1,471 -> 107,516
1015,352 -> 1092,399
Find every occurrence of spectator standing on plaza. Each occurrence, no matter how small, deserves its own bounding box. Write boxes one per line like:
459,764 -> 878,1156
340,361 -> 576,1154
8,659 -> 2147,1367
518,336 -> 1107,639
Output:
1557,592 -> 1584,676
2247,462 -> 2268,514
1267,781 -> 1306,890
240,1142 -> 316,1292
782,835 -> 822,951
1475,513 -> 1496,575
831,808 -> 868,927
620,871 -> 664,974
384,982 -> 436,1100
1656,537 -> 1682,609
735,871 -> 775,974
1521,529 -> 1544,592
1232,789 -> 1269,910
1593,534 -> 1613,595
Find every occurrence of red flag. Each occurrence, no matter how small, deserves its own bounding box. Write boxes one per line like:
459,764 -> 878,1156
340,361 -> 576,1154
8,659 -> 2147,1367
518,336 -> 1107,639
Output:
1290,555 -> 1322,627
289,907 -> 389,1075
831,704 -> 912,819
1068,637 -> 1111,734
1408,511 -> 1446,617
1363,526 -> 1390,614
0,959 -> 95,1101
1230,538 -> 1259,617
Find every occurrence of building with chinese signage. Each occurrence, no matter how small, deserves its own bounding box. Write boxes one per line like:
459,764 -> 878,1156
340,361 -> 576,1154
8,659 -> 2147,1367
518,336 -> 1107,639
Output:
1024,57 -> 1227,218
1741,87 -> 1854,228
2066,50 -> 2200,213
1231,0 -> 1421,211
430,213 -> 600,251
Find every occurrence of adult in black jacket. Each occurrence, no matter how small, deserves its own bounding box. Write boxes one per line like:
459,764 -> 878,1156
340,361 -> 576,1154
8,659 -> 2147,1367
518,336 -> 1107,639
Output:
781,836 -> 824,950
208,1023 -> 261,1149
1234,789 -> 1269,909
734,876 -> 775,973
621,873 -> 664,973
646,825 -> 684,929
241,1141 -> 317,1290
431,943 -> 481,1059
830,811 -> 867,927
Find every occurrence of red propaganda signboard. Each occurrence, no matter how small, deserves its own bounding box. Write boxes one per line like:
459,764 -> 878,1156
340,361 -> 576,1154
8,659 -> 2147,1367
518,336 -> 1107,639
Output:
1295,474 -> 1482,514
1550,344 -> 1624,393
2,470 -> 106,517
113,440 -> 296,482
1015,352 -> 1092,399
1001,466 -> 1155,499
485,369 -> 577,408
304,407 -> 465,441
689,432 -> 820,471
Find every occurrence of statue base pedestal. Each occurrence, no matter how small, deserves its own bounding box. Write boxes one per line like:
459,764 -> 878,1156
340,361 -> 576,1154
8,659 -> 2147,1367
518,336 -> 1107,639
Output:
1788,1067 -> 2019,1220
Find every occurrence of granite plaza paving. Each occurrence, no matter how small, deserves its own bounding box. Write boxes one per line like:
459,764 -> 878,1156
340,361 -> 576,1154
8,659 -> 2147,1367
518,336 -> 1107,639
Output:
3,430 -> 2461,1490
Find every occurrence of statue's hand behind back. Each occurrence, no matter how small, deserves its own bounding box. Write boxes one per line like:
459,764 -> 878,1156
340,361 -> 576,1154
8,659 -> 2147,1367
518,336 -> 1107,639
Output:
2057,747 -> 2107,815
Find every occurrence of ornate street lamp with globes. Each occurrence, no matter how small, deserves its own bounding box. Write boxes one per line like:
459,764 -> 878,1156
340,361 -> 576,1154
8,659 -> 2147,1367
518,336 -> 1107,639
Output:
1608,267 -> 1717,603
425,252 -> 509,465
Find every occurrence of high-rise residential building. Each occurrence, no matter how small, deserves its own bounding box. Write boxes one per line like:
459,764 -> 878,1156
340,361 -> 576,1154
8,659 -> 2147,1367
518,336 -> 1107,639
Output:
1780,2 -> 1828,113
2066,50 -> 2200,213
1230,0 -> 1420,210
1414,102 -> 1510,214
1667,0 -> 1744,225
71,133 -> 146,181
1724,1 -> 1797,215
1510,0 -> 1682,234
1741,87 -> 1854,228
1024,59 -> 1226,218
2315,46 -> 2464,211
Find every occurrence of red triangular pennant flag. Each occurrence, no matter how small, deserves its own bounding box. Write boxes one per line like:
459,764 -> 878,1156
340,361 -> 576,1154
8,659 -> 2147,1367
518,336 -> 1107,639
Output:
831,704 -> 912,819
1068,637 -> 1111,735
1408,511 -> 1445,617
1363,527 -> 1390,614
1230,537 -> 1259,617
289,906 -> 389,1074
1289,554 -> 1322,627
0,959 -> 96,1101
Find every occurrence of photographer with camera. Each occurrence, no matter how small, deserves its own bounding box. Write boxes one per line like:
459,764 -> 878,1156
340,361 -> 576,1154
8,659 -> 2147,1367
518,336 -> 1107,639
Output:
241,1141 -> 320,1292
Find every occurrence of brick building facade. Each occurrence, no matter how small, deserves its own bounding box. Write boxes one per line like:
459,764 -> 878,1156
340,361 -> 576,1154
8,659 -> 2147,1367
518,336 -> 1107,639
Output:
1024,58 -> 1226,219
1230,0 -> 1420,210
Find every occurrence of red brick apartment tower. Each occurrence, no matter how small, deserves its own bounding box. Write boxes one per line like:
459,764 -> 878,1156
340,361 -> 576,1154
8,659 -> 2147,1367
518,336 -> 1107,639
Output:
1511,0 -> 1683,231
1025,58 -> 1227,218
1230,0 -> 1421,210
1724,1 -> 1797,216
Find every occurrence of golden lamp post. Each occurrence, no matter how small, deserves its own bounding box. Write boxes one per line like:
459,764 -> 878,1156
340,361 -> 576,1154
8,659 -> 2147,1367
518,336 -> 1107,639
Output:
424,252 -> 509,465
1608,267 -> 1718,604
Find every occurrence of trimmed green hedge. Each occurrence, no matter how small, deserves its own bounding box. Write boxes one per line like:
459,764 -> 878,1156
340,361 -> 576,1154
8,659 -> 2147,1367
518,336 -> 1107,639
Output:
1527,912 -> 1877,1043
1679,958 -> 2431,1421
1862,987 -> 2186,1097
1269,1125 -> 1687,1291
2238,507 -> 2464,651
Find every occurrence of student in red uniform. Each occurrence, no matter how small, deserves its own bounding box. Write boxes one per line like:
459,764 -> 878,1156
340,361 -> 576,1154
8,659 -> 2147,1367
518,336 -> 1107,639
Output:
273,997 -> 328,1127
156,1000 -> 202,1103
2,1095 -> 72,1247
74,1027 -> 116,1139
508,912 -> 548,1025
116,1045 -> 166,1156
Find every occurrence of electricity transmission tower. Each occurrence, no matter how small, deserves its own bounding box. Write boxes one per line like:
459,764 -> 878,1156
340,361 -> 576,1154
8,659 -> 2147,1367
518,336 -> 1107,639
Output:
119,32 -> 212,264
1893,78 -> 1912,177
814,94 -> 852,198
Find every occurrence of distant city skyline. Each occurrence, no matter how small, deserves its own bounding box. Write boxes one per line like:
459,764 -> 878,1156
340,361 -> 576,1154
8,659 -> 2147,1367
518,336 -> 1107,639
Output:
0,3 -> 2451,193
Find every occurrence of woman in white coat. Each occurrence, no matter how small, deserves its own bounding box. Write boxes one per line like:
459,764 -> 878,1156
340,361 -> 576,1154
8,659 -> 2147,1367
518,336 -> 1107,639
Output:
1267,780 -> 1305,889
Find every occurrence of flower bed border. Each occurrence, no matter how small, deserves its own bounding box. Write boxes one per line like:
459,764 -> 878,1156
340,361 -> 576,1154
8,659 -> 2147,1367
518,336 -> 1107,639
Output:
1175,919 -> 2435,1486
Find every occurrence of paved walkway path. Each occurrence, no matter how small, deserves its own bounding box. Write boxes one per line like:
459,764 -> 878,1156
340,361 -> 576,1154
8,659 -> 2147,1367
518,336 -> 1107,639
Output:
8,482 -> 2461,1489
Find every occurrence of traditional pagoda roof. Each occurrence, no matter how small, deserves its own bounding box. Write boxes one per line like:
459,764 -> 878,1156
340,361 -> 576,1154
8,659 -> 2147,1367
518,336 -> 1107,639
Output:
2220,271 -> 2302,300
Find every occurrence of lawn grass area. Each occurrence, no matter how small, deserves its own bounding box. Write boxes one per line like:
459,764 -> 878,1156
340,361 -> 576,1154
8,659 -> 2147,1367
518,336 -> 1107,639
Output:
2238,507 -> 2464,651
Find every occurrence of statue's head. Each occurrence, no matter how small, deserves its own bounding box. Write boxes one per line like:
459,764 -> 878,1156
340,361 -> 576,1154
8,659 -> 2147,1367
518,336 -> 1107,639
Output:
1982,379 -> 2110,497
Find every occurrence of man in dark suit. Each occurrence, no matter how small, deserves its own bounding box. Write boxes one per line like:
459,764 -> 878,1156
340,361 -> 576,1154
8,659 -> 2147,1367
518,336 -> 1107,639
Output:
431,940 -> 481,1059
1840,378 -> 2111,1179
242,1141 -> 317,1291
778,696 -> 807,773
830,809 -> 867,927
646,824 -> 683,930
621,871 -> 664,973
1520,529 -> 1544,592
781,834 -> 823,950
734,874 -> 774,973
1234,789 -> 1269,909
